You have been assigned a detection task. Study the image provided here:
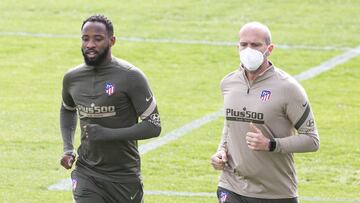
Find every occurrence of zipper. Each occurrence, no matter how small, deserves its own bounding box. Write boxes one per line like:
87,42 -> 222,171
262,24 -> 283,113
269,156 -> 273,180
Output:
242,70 -> 251,94
92,70 -> 96,97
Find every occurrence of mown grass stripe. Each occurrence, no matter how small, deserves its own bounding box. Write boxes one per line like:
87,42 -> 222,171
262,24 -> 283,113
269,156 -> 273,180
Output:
139,110 -> 223,154
145,190 -> 360,203
47,185 -> 360,203
294,45 -> 360,81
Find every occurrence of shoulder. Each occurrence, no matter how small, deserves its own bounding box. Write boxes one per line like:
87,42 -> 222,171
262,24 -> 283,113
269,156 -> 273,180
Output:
63,63 -> 87,81
273,67 -> 307,99
112,57 -> 136,71
220,68 -> 242,89
127,67 -> 148,86
110,58 -> 150,88
221,69 -> 241,84
111,57 -> 147,76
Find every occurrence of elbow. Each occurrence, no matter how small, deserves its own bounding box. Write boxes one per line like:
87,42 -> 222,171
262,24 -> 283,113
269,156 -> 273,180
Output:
151,117 -> 161,137
153,126 -> 161,138
139,119 -> 162,140
147,122 -> 161,139
314,141 -> 320,152
310,137 -> 320,152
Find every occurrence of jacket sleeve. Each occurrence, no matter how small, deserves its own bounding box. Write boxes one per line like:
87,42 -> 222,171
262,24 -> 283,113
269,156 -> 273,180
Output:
274,80 -> 320,153
217,120 -> 229,152
60,72 -> 78,155
60,105 -> 77,155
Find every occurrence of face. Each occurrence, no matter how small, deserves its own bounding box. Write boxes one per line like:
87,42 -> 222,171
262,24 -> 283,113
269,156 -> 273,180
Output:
81,22 -> 115,66
238,27 -> 273,56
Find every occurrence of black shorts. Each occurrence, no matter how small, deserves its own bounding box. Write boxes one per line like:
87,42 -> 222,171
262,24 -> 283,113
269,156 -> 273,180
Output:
71,170 -> 143,203
217,187 -> 298,203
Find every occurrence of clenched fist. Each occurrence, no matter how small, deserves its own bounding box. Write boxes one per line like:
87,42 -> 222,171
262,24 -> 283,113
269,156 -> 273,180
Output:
211,150 -> 228,170
60,154 -> 76,169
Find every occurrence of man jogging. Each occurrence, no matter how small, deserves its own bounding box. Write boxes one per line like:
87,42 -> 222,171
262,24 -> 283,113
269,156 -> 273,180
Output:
59,14 -> 161,203
211,22 -> 319,203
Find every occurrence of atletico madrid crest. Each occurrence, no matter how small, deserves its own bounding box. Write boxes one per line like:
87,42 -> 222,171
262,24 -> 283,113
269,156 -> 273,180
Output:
72,178 -> 77,191
219,191 -> 230,203
105,82 -> 115,96
260,90 -> 271,101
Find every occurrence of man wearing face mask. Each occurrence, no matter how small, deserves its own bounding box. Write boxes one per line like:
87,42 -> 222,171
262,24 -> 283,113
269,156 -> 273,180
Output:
211,22 -> 319,203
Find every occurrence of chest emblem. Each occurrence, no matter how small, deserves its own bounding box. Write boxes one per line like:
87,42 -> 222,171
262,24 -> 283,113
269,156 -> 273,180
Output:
260,90 -> 271,101
105,82 -> 115,96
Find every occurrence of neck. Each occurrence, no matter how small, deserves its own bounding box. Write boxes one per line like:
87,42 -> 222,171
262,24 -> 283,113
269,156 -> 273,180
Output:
103,54 -> 113,65
97,54 -> 113,67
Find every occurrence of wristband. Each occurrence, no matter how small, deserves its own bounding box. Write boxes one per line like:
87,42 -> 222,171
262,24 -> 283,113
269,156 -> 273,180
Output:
64,150 -> 76,158
269,138 -> 276,152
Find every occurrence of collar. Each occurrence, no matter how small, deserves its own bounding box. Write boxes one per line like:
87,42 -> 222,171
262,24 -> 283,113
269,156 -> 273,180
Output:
84,56 -> 115,70
240,61 -> 276,84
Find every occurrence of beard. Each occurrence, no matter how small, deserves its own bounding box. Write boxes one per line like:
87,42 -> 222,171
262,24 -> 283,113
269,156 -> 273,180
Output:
82,46 -> 110,66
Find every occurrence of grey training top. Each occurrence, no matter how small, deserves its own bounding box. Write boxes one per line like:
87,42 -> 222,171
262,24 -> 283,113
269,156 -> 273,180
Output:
61,57 -> 161,182
218,64 -> 319,198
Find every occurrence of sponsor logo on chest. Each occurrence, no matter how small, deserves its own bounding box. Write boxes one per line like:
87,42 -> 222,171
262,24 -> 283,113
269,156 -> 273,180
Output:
226,107 -> 264,124
77,103 -> 116,118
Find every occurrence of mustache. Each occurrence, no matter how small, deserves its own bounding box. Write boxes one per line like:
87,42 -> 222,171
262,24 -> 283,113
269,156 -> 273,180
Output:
82,46 -> 110,66
84,49 -> 98,54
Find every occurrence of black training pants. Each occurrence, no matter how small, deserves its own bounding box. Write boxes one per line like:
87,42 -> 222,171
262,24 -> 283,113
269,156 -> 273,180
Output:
71,170 -> 143,203
217,187 -> 298,203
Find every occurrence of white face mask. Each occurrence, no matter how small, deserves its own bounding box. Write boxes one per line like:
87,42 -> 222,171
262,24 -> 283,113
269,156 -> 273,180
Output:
239,47 -> 267,71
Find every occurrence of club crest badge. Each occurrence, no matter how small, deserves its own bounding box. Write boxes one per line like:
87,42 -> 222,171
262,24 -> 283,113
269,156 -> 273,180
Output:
260,90 -> 271,101
72,178 -> 77,191
219,191 -> 230,203
105,82 -> 115,96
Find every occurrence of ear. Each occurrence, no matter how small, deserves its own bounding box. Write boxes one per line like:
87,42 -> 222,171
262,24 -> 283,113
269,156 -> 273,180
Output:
237,42 -> 242,53
267,44 -> 274,55
263,44 -> 274,58
110,36 -> 116,47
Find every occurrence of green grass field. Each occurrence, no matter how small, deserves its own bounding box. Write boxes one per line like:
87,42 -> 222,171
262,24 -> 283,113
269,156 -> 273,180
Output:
0,0 -> 359,202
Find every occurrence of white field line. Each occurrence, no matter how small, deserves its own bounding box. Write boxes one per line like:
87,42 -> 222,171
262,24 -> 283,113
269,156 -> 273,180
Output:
145,191 -> 360,203
48,44 -> 360,200
0,31 -> 353,51
139,110 -> 223,154
294,45 -> 360,81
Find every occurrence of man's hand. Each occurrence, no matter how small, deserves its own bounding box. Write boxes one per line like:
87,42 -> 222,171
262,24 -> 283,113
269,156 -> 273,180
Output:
60,154 -> 75,170
211,150 -> 228,170
246,123 -> 270,151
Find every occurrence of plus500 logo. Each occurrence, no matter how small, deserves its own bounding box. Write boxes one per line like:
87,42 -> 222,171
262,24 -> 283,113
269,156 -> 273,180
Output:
226,108 -> 264,120
77,104 -> 116,118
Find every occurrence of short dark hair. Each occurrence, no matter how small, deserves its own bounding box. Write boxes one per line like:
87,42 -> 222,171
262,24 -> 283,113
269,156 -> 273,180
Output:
81,14 -> 114,36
